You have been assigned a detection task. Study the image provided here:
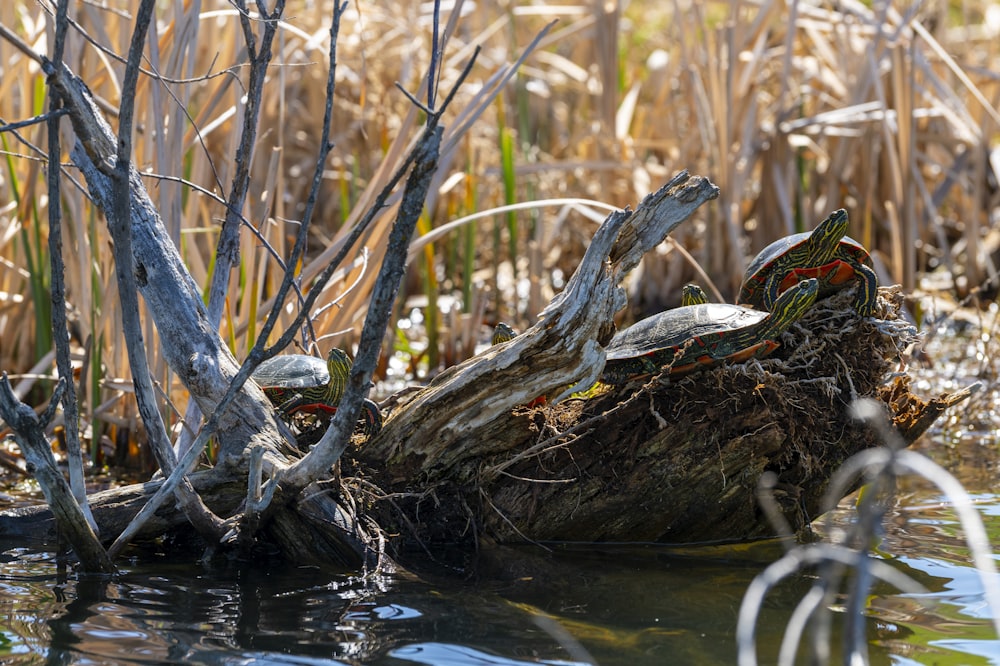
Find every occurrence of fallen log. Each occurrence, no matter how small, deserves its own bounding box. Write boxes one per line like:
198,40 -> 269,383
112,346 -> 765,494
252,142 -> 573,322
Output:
349,286 -> 955,567
0,173 -> 960,573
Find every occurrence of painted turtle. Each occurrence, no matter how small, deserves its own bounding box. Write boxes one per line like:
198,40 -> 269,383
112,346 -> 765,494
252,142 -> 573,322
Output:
252,348 -> 382,437
602,278 -> 819,384
738,209 -> 878,316
681,283 -> 709,306
490,322 -> 547,407
491,322 -> 517,346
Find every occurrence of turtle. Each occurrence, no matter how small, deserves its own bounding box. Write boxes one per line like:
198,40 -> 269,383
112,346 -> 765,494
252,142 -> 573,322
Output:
738,208 -> 878,316
489,322 -> 547,406
252,348 -> 382,437
491,322 -> 517,346
602,277 -> 819,384
681,283 -> 709,306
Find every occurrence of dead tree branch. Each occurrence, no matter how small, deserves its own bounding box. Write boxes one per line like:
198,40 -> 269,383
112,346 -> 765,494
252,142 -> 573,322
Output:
0,376 -> 113,573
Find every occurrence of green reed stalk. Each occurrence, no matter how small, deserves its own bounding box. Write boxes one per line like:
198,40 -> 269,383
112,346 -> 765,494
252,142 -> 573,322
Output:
462,149 -> 477,314
417,212 -> 439,372
88,332 -> 103,461
3,134 -> 52,362
340,163 -> 351,225
500,125 -> 517,274
246,259 -> 259,359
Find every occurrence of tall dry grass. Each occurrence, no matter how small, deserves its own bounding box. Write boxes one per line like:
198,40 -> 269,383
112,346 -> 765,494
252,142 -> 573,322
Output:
0,0 -> 997,461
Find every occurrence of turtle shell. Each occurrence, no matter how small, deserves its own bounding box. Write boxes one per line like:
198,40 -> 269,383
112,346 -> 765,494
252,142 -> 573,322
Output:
739,210 -> 874,312
252,355 -> 329,390
604,303 -> 772,382
741,234 -> 871,295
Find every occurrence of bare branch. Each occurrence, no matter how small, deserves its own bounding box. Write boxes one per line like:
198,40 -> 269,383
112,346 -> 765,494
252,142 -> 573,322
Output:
206,0 -> 288,328
283,124 -> 444,490
0,376 -> 113,573
44,0 -> 95,534
0,109 -> 69,133
277,3 -> 476,494
106,0 -> 227,547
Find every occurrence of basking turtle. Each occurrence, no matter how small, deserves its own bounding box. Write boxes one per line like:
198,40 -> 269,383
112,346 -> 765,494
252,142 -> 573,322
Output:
738,208 -> 877,316
489,322 -> 547,406
252,348 -> 382,437
681,283 -> 709,306
602,278 -> 819,384
491,322 -> 517,345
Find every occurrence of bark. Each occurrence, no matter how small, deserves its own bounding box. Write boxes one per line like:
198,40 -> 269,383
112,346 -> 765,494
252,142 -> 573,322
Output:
362,173 -> 720,472
0,378 -> 113,572
0,468 -> 244,544
353,283 -> 951,566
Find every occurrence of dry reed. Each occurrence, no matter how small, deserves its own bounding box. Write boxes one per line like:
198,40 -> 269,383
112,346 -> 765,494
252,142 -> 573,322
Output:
0,0 -> 997,461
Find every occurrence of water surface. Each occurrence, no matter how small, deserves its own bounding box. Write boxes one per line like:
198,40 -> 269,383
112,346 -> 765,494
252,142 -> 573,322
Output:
1,325 -> 998,664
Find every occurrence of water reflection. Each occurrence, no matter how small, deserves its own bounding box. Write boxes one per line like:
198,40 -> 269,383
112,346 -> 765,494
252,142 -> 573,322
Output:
390,642 -> 589,665
813,440 -> 1000,664
0,540 -> 885,665
0,549 -> 613,664
2,439 -> 999,666
1,333 -> 999,664
0,542 -> 794,664
1,488 -> 998,666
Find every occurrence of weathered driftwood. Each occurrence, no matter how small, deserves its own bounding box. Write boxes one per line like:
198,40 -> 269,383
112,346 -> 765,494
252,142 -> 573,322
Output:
1,140 -> 958,575
349,286 -> 954,566
362,173 -> 723,471
0,63 -> 960,568
0,378 -> 112,572
44,59 -> 289,467
0,173 -> 728,566
0,469 -> 243,543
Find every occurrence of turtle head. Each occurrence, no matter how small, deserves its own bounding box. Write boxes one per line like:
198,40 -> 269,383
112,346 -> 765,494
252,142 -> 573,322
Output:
766,278 -> 819,335
805,208 -> 849,265
325,348 -> 352,376
324,348 -> 352,403
681,284 -> 709,307
492,322 -> 517,345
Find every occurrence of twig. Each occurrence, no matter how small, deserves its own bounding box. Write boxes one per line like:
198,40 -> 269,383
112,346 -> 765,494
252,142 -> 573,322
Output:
0,109 -> 69,133
107,0 -> 226,547
39,30 -> 292,557
175,0 -> 291,459
282,123 -> 445,489
206,0 -> 289,328
736,544 -> 924,666
226,444 -> 267,552
479,488 -> 552,552
0,376 -> 113,573
45,0 -> 95,534
276,7 -> 480,493
754,471 -> 796,551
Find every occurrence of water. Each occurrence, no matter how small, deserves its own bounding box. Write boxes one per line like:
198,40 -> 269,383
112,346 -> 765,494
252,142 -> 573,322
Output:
2,462 -> 998,666
0,545 -> 756,664
2,331 -> 999,664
